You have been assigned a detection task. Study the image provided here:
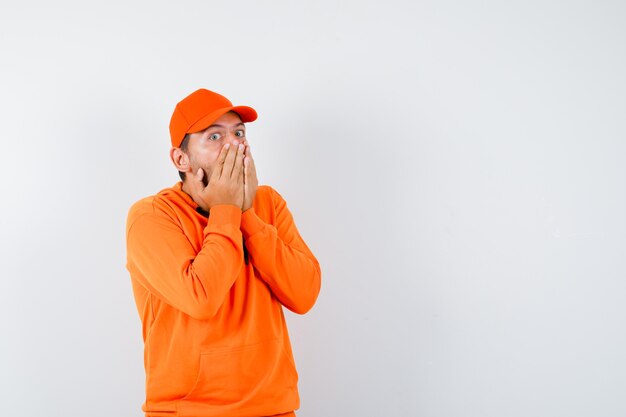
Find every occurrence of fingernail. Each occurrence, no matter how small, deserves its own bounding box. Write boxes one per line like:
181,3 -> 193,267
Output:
226,144 -> 230,149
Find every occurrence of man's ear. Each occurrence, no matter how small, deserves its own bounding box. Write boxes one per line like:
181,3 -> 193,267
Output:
170,147 -> 191,173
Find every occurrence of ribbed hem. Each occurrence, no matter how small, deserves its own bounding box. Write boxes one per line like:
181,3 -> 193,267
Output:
206,204 -> 242,228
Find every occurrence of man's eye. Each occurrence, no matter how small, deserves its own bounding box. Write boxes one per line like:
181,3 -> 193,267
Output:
235,130 -> 245,137
209,133 -> 221,141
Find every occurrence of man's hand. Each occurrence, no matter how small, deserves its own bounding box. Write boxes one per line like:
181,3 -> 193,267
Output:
242,143 -> 258,212
185,143 -> 245,212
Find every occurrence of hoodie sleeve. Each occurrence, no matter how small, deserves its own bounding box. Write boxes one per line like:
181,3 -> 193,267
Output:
126,203 -> 244,320
239,187 -> 321,314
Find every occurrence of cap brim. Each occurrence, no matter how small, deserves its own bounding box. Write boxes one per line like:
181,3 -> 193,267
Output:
187,105 -> 258,134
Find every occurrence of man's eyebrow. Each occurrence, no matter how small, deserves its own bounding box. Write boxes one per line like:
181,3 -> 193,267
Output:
205,122 -> 246,130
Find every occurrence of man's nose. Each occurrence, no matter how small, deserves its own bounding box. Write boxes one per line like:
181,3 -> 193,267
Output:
225,133 -> 241,146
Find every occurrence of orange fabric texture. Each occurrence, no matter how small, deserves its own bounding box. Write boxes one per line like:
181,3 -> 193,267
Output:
126,182 -> 321,417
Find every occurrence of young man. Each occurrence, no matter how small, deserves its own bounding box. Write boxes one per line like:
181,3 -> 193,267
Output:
125,88 -> 321,417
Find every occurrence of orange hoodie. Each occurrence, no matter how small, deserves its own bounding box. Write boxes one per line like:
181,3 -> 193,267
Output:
125,182 -> 321,417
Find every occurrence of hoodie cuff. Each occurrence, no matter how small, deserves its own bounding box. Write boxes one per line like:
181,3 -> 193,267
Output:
240,207 -> 266,239
206,204 -> 242,229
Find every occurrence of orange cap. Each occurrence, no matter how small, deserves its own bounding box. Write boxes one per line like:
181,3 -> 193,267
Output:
169,88 -> 257,147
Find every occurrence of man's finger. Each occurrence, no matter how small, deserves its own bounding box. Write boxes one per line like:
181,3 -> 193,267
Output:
195,167 -> 204,183
232,143 -> 245,180
222,143 -> 240,178
245,144 -> 254,161
187,168 -> 202,189
241,152 -> 248,184
214,143 -> 231,180
246,146 -> 256,173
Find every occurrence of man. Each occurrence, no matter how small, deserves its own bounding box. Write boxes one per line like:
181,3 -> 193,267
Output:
125,88 -> 322,417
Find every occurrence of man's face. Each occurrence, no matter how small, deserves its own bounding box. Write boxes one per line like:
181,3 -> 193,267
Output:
184,111 -> 248,183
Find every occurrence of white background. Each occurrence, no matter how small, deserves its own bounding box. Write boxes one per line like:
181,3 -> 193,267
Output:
1,1 -> 625,416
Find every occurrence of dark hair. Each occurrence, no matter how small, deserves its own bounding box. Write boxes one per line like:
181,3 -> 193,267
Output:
178,134 -> 190,181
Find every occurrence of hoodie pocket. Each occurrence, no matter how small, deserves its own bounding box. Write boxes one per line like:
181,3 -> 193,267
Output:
179,337 -> 297,406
